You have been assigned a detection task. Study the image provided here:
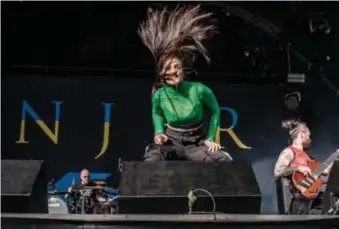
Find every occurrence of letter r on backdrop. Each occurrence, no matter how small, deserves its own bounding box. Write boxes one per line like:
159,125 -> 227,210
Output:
215,106 -> 251,149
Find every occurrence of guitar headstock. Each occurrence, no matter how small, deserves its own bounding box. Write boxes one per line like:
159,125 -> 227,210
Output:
334,149 -> 339,159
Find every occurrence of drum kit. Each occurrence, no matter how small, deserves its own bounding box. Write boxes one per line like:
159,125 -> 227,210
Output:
48,194 -> 71,214
47,179 -> 117,214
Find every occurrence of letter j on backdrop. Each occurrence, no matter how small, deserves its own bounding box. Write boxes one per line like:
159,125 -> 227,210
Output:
16,100 -> 114,160
95,103 -> 114,160
16,100 -> 63,144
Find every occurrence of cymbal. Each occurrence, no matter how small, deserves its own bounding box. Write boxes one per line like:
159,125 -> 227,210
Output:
80,186 -> 106,190
48,191 -> 69,195
94,181 -> 107,185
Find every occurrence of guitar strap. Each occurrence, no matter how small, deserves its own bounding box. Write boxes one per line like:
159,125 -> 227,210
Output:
288,146 -> 296,166
288,146 -> 315,163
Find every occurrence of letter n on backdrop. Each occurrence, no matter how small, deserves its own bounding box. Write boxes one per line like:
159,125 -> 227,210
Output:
16,100 -> 63,144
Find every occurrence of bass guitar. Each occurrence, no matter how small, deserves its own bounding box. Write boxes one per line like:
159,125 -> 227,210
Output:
292,149 -> 339,199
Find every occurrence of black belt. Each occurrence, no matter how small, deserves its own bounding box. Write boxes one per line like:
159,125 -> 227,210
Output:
165,128 -> 204,143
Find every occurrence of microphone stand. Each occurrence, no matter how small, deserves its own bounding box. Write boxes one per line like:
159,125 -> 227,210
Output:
81,195 -> 85,214
327,192 -> 339,215
187,188 -> 217,220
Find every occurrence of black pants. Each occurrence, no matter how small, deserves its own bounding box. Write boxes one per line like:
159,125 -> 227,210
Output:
289,190 -> 323,215
144,127 -> 233,162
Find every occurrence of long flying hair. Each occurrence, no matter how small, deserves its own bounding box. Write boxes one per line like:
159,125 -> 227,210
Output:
138,4 -> 217,77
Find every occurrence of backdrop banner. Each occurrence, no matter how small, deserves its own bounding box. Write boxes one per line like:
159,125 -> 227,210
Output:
2,74 -> 338,213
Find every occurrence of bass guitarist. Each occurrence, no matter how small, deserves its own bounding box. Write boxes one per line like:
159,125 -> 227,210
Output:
274,119 -> 333,215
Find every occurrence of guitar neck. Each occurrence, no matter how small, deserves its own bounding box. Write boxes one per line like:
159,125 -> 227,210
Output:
313,150 -> 339,176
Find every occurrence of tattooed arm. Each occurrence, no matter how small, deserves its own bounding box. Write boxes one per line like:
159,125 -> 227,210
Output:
274,148 -> 297,178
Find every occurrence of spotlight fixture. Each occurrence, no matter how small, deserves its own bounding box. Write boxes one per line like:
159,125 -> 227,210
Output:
244,46 -> 269,76
285,44 -> 306,84
221,7 -> 231,17
309,13 -> 331,35
287,73 -> 306,83
284,90 -> 301,111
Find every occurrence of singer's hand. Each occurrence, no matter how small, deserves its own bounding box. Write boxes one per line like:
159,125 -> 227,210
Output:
152,86 -> 156,94
204,140 -> 221,152
154,133 -> 168,145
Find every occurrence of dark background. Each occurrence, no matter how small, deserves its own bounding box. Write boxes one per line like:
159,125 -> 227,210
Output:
1,1 -> 339,214
2,1 -> 339,83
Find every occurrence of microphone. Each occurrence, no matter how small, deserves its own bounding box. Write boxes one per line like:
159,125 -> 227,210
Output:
327,198 -> 339,215
65,177 -> 76,199
327,192 -> 339,215
187,190 -> 198,213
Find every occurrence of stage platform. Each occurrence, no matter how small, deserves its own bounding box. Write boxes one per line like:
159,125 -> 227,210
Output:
2,213 -> 339,229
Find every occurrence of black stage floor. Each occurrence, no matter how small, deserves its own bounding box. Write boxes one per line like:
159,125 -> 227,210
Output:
2,213 -> 339,229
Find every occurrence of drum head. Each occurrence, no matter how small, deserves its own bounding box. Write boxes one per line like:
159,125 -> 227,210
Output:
48,196 -> 69,214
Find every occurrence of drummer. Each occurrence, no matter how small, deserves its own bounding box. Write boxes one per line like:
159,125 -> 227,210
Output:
67,169 -> 109,214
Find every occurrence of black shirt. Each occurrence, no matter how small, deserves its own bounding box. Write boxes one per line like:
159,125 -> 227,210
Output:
71,181 -> 97,200
70,181 -> 98,213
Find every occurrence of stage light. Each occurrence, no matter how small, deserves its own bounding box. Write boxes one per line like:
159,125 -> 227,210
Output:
285,43 -> 306,84
221,7 -> 231,17
284,90 -> 301,111
244,51 -> 250,57
287,73 -> 305,84
309,13 -> 331,35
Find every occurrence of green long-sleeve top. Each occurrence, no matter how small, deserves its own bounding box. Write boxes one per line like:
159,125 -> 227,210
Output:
152,81 -> 220,141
